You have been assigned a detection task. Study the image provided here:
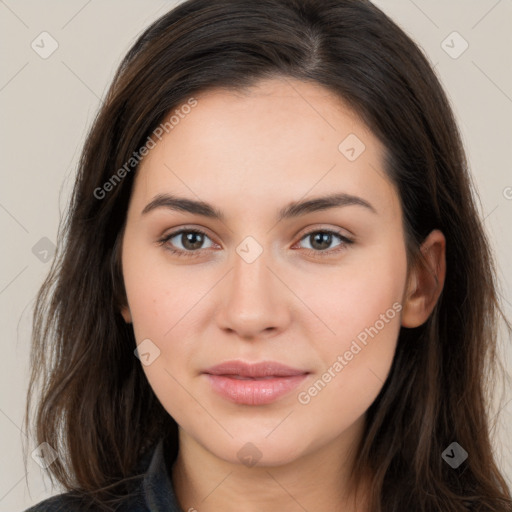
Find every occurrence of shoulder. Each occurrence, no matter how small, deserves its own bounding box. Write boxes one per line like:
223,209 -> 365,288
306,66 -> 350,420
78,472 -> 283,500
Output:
23,436 -> 176,512
23,486 -> 147,512
23,492 -> 90,512
24,493 -> 148,512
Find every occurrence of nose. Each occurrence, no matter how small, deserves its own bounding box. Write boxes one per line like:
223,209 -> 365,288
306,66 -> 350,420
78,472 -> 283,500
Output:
215,244 -> 291,340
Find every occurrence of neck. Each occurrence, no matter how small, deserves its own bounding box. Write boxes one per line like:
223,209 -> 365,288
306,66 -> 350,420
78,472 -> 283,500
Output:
170,417 -> 370,512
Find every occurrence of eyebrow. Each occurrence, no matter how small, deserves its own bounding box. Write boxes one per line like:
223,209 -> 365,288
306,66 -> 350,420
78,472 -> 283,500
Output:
141,192 -> 377,221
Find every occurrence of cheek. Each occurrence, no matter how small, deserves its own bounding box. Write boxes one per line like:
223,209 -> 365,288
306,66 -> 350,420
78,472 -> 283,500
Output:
297,303 -> 402,436
122,247 -> 211,394
122,252 -> 203,421
122,243 -> 208,341
300,244 -> 406,349
300,243 -> 406,406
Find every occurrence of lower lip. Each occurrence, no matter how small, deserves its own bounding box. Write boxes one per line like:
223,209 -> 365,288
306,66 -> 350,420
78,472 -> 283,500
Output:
204,374 -> 308,405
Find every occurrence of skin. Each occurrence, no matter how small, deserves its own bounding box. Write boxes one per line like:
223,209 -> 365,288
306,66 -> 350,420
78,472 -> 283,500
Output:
120,77 -> 446,512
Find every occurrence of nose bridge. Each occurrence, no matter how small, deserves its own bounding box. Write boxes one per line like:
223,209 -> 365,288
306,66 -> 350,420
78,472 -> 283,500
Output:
230,235 -> 275,307
215,234 -> 288,337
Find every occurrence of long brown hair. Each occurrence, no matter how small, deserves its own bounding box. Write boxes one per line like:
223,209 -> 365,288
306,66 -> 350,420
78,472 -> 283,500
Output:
24,0 -> 512,510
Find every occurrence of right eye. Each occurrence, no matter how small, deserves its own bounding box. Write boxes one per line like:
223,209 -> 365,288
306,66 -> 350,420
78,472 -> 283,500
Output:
158,228 -> 216,258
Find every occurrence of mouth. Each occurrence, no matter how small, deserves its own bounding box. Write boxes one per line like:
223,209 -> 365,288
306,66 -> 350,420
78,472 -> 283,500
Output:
202,360 -> 309,405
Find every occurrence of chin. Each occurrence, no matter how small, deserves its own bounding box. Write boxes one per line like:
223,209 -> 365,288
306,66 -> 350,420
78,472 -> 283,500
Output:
207,435 -> 307,469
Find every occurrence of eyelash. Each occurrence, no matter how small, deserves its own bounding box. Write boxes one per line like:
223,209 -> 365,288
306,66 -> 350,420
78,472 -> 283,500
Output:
157,227 -> 354,259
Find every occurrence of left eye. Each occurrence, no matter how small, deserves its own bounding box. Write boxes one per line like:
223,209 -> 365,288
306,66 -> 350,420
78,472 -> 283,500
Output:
158,228 -> 353,258
295,230 -> 353,254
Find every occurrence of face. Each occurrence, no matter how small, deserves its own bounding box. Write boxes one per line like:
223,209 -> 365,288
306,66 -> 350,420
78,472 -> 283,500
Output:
120,78 -> 410,467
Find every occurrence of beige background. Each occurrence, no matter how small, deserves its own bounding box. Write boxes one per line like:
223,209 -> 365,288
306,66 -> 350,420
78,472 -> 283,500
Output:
1,1 -> 511,510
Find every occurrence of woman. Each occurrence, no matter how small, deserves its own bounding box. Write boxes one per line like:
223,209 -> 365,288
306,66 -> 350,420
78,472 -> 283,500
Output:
24,0 -> 512,510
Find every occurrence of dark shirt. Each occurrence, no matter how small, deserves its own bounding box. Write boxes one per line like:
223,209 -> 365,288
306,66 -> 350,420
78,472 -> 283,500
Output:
23,437 -> 183,512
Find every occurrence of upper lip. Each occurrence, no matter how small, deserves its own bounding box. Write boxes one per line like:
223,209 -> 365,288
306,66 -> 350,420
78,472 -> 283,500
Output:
203,360 -> 308,378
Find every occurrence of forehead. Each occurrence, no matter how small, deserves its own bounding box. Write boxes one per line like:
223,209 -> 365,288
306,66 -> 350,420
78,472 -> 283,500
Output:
130,78 -> 400,224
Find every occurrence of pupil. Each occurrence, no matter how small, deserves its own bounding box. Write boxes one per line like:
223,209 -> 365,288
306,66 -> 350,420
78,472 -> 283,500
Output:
184,232 -> 203,249
312,232 -> 331,250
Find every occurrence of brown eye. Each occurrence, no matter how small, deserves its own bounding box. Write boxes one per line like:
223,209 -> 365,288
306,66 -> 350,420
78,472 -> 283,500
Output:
296,229 -> 354,256
159,229 -> 214,257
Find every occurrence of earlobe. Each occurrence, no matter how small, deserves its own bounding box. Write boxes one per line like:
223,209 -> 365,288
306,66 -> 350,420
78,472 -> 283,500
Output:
121,306 -> 132,324
401,229 -> 446,328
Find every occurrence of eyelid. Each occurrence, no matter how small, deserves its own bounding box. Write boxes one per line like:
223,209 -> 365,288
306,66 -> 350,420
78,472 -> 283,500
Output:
294,223 -> 355,242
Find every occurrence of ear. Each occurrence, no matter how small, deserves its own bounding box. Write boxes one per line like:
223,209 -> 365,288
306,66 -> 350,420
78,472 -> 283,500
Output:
121,305 -> 132,324
401,229 -> 446,328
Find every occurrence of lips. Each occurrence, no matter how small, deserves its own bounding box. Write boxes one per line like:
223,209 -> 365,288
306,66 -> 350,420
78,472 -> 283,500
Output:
203,360 -> 309,405
204,360 -> 307,378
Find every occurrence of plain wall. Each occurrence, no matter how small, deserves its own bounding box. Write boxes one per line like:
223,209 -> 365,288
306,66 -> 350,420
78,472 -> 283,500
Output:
0,1 -> 510,510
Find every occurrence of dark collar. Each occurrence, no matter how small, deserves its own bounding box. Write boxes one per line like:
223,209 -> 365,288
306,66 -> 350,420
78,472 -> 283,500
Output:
142,437 -> 183,512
